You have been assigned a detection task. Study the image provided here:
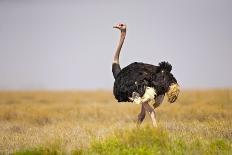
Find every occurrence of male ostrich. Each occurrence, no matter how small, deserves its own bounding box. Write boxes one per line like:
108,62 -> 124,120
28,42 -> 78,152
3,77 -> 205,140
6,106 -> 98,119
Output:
112,23 -> 180,127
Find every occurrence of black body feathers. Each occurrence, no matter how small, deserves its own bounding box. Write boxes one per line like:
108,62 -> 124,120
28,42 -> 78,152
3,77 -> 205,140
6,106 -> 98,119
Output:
158,61 -> 172,72
113,61 -> 177,102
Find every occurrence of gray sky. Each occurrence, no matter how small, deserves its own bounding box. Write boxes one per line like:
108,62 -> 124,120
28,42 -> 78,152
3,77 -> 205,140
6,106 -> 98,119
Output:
0,0 -> 232,90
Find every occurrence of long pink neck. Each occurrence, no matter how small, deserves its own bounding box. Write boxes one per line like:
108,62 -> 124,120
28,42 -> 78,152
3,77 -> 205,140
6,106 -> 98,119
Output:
113,30 -> 126,64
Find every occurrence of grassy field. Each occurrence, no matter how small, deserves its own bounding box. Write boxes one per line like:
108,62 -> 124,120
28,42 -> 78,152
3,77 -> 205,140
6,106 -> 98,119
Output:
0,90 -> 231,154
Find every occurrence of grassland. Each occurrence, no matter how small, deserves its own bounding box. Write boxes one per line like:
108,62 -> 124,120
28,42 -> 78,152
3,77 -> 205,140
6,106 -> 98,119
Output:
0,90 -> 231,154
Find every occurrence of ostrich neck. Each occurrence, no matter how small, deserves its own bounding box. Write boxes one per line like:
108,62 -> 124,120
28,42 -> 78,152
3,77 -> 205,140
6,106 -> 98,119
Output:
113,30 -> 126,64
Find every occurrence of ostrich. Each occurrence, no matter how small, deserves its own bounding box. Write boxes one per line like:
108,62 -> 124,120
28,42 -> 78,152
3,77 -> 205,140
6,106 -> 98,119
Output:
112,23 -> 180,127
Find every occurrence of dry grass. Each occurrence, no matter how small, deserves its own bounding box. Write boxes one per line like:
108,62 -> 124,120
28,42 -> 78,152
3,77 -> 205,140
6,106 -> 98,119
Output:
0,89 -> 231,154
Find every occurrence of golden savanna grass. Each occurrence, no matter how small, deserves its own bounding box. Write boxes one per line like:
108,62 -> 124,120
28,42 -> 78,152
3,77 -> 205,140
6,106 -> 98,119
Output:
0,90 -> 231,154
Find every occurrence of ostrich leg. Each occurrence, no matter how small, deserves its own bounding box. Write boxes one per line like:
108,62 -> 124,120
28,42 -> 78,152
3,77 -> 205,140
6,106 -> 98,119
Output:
137,104 -> 146,127
153,95 -> 164,109
142,102 -> 157,127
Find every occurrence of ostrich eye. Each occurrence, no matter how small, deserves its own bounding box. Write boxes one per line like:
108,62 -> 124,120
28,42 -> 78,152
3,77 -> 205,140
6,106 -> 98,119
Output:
120,24 -> 123,26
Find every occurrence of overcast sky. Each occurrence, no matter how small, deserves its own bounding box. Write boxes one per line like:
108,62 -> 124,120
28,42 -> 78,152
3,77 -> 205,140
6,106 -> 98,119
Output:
0,0 -> 232,90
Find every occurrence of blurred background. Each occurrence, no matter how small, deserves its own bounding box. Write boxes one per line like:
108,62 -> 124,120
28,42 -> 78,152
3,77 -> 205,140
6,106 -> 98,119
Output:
0,0 -> 232,90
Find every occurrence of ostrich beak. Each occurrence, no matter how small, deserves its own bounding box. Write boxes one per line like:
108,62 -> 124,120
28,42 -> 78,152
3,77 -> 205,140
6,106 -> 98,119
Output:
113,25 -> 119,29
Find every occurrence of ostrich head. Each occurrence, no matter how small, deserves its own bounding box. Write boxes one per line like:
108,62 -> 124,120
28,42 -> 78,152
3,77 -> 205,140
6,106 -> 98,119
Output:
156,62 -> 180,103
113,23 -> 127,32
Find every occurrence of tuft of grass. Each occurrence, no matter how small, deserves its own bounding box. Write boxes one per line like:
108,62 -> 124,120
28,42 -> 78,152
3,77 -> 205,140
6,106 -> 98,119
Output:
14,148 -> 60,155
13,139 -> 65,155
76,126 -> 232,155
